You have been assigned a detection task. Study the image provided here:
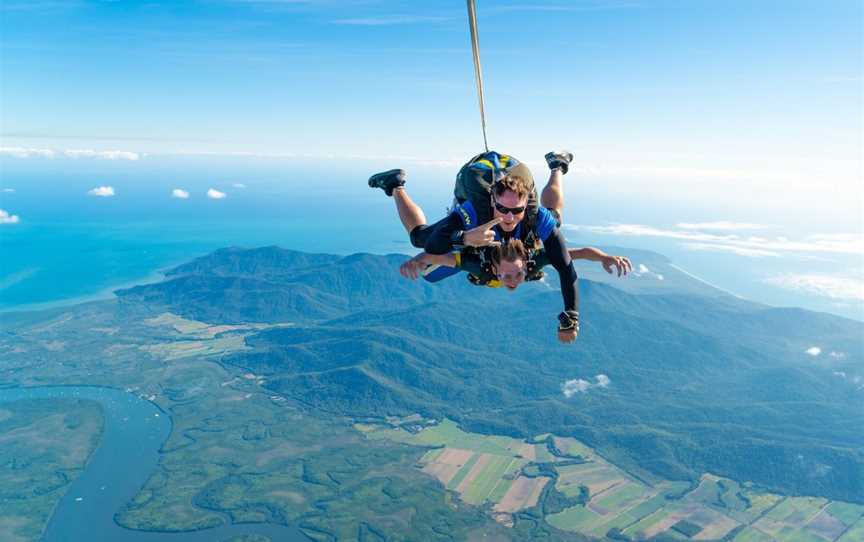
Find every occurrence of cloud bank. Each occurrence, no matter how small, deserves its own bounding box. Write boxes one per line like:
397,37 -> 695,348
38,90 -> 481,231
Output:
64,149 -> 140,160
0,209 -> 20,224
0,146 -> 141,160
207,188 -> 227,199
172,189 -> 190,199
765,274 -> 864,301
677,221 -> 771,231
565,223 -> 863,258
87,186 -> 115,197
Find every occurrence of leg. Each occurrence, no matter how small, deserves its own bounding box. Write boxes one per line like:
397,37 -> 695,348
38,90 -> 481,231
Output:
392,187 -> 427,234
541,151 -> 573,218
540,168 -> 565,217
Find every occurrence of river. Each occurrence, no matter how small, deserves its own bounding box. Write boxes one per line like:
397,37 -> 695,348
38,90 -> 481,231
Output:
0,386 -> 305,542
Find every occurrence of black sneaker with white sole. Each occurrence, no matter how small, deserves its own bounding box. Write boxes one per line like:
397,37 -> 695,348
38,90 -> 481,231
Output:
544,151 -> 574,175
368,169 -> 406,196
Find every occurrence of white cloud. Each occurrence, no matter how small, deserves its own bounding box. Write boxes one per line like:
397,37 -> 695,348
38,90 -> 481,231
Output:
87,186 -> 115,197
805,346 -> 822,357
0,209 -> 20,224
677,221 -> 771,231
562,374 -> 611,397
565,223 -> 863,258
634,264 -> 664,281
829,351 -> 846,360
764,274 -> 864,301
833,371 -> 847,379
171,189 -> 190,199
64,149 -> 140,160
232,183 -> 247,189
207,188 -> 227,199
2,188 -> 14,193
0,146 -> 56,158
562,379 -> 591,397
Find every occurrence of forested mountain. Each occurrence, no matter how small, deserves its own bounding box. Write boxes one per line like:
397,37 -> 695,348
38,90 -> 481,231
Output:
117,246 -> 864,503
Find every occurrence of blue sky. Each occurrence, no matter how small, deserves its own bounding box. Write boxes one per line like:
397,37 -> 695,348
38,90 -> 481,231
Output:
3,1 -> 861,214
3,1 -> 860,161
1,0 -> 862,316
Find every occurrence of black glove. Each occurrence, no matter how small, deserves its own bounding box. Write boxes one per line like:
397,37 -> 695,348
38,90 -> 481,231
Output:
558,310 -> 579,332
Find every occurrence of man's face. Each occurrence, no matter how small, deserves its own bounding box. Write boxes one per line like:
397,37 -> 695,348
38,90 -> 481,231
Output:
492,189 -> 527,232
495,259 -> 526,290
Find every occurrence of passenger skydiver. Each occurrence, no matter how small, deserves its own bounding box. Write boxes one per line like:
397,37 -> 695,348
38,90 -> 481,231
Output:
368,151 -> 605,344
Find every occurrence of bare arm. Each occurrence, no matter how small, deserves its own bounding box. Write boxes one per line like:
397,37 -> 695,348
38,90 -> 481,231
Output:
399,251 -> 458,280
568,247 -> 632,277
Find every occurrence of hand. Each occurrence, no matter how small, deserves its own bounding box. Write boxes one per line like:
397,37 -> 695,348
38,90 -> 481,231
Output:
399,255 -> 428,280
602,255 -> 632,277
462,218 -> 502,247
558,328 -> 578,344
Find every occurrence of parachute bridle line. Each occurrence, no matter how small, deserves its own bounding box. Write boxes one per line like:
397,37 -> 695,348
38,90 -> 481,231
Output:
466,0 -> 489,152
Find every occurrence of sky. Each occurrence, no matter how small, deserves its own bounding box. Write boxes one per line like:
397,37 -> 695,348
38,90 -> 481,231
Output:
1,0 -> 862,317
2,1 -> 861,189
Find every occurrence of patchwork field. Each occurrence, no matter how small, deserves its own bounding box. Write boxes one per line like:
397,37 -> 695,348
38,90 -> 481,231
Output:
140,312 -> 292,362
357,418 -> 552,524
363,418 -> 864,541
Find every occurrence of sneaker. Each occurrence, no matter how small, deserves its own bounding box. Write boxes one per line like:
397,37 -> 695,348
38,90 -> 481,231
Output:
544,151 -> 574,175
368,169 -> 406,196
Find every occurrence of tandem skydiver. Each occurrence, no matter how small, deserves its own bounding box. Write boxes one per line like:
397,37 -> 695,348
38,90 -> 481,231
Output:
368,151 -> 588,343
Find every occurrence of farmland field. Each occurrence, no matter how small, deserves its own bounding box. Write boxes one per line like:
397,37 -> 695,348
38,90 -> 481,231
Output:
362,418 -> 864,541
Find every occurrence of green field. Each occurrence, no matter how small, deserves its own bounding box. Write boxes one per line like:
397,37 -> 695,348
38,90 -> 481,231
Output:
462,455 -> 516,504
733,527 -> 776,542
593,483 -> 650,511
547,505 -> 605,531
838,518 -> 864,542
447,453 -> 481,490
825,501 -> 864,526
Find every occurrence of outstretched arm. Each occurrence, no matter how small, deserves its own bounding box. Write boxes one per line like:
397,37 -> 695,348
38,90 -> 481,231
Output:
399,251 -> 458,280
568,247 -> 632,277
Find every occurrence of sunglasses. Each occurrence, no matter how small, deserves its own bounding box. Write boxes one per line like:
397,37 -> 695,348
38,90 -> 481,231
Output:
493,200 -> 526,215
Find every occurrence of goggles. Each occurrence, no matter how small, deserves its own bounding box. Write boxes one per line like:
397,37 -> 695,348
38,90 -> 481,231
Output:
496,269 -> 527,281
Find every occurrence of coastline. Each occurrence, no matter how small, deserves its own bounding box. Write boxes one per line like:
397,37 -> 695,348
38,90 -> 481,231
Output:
0,268 -> 169,315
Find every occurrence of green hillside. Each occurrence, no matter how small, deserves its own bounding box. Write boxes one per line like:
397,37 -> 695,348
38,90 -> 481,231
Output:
116,247 -> 864,504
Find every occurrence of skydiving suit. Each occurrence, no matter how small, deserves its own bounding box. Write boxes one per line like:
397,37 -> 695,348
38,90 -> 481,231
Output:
409,202 -> 580,328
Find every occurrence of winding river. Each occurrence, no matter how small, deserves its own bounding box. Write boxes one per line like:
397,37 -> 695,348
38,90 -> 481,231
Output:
0,386 -> 305,542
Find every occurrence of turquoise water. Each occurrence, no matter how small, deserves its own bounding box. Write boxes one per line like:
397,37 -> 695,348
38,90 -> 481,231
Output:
0,157 -> 437,310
